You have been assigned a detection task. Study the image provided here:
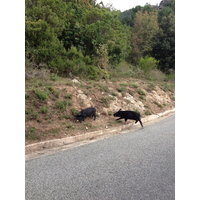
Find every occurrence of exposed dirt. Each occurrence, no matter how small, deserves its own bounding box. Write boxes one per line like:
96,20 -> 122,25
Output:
25,77 -> 175,145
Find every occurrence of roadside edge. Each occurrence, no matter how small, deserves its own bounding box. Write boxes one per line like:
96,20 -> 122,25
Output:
25,108 -> 175,155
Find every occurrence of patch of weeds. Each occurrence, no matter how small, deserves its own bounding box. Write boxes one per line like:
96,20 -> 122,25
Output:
153,101 -> 163,108
111,92 -> 118,96
50,73 -> 58,81
53,90 -> 60,98
38,81 -> 44,87
43,116 -> 49,120
108,111 -> 113,115
26,127 -> 40,140
26,108 -> 38,120
101,96 -> 112,108
61,115 -> 71,119
139,96 -> 146,101
56,100 -> 72,111
56,100 -> 67,111
86,85 -> 92,89
49,129 -> 59,136
71,107 -> 79,116
64,94 -> 73,99
31,112 -> 38,119
47,85 -> 54,92
137,89 -> 146,96
40,106 -> 48,114
120,83 -> 128,87
115,120 -> 123,123
25,108 -> 33,115
148,82 -> 155,90
160,83 -> 174,92
145,110 -> 152,115
131,83 -> 138,88
47,86 -> 60,98
92,82 -> 100,88
37,119 -> 42,123
128,90 -> 134,97
99,85 -> 110,93
171,96 -> 175,101
117,86 -> 126,93
33,89 -> 49,101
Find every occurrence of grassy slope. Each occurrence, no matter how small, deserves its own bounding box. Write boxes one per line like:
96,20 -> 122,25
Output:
25,71 -> 175,145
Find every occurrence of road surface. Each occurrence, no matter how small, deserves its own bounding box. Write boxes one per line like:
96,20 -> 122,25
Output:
26,114 -> 175,200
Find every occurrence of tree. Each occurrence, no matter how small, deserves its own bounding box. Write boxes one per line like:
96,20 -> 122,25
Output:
25,0 -> 68,70
78,7 -> 130,64
129,10 -> 159,64
152,13 -> 175,73
151,0 -> 175,73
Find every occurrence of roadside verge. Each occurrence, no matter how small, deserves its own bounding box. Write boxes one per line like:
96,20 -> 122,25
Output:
25,108 -> 175,155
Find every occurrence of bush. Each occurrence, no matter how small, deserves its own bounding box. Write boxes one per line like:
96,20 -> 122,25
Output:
56,100 -> 72,111
33,90 -> 49,101
59,47 -> 102,80
139,56 -> 158,73
40,106 -> 48,114
137,89 -> 146,96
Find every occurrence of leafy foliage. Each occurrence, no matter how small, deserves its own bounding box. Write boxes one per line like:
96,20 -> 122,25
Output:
25,0 -> 175,77
139,56 -> 158,73
152,0 -> 175,73
129,11 -> 159,64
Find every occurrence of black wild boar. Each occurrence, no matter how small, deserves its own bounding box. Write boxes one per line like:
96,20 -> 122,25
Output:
113,109 -> 143,128
75,107 -> 96,123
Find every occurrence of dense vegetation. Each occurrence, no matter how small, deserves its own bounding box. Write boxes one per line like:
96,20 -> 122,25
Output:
25,0 -> 175,80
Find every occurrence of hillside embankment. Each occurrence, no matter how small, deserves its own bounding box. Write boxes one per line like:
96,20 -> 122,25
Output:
25,76 -> 175,145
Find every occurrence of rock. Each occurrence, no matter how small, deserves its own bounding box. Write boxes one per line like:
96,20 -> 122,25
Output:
77,90 -> 92,107
72,78 -> 80,84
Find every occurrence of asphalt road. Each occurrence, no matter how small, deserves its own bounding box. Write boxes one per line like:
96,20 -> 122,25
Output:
26,114 -> 175,200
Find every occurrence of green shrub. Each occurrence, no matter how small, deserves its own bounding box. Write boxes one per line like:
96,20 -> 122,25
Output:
118,86 -> 126,93
131,83 -> 138,88
50,73 -> 58,81
137,89 -> 146,96
40,106 -> 48,114
25,108 -> 33,115
153,101 -> 163,108
66,46 -> 84,60
25,108 -> 38,120
56,100 -> 71,111
26,127 -> 39,140
139,56 -> 158,73
61,115 -> 71,119
120,83 -> 128,87
34,89 -> 49,101
31,112 -> 38,120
